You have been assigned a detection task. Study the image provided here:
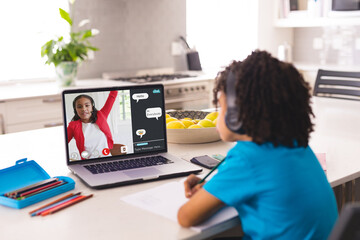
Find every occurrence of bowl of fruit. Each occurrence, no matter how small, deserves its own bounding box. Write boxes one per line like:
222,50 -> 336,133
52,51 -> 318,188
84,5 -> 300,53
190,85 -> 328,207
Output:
166,110 -> 220,144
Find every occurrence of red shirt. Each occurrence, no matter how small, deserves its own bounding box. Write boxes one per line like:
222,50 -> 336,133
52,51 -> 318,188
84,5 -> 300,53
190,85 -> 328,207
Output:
67,91 -> 118,158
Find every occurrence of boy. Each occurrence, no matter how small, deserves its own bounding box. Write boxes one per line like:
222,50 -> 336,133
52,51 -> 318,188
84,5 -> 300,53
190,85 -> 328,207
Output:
177,50 -> 338,239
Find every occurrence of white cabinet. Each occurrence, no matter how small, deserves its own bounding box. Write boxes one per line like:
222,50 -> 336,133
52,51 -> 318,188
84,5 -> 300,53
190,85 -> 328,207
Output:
276,0 -> 360,28
0,102 -> 5,134
3,95 -> 63,134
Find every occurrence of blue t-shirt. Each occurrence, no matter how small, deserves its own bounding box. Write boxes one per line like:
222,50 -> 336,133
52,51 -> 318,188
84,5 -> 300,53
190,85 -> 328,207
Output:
204,141 -> 338,240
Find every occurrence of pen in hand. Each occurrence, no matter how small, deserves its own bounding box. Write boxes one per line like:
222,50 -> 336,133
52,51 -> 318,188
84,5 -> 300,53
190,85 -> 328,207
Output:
198,158 -> 225,184
184,158 -> 225,198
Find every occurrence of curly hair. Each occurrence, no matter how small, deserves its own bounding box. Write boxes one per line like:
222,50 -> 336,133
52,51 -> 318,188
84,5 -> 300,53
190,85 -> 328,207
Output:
72,94 -> 98,123
213,50 -> 314,147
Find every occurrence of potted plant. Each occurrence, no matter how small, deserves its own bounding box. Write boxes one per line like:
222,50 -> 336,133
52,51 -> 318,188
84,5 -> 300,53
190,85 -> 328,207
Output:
41,2 -> 98,87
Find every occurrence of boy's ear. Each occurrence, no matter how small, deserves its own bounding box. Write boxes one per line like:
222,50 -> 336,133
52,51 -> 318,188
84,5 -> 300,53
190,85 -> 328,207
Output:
224,71 -> 246,134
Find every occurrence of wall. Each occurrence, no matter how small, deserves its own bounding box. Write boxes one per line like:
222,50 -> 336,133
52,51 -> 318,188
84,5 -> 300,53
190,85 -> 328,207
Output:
72,0 -> 186,79
257,0 -> 293,57
293,26 -> 360,66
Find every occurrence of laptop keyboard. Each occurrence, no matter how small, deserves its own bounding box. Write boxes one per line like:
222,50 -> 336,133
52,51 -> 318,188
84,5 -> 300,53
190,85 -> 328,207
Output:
84,156 -> 173,174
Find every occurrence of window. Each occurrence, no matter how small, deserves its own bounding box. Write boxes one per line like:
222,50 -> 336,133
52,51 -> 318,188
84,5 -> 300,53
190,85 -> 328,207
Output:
0,1 -> 69,82
186,0 -> 259,72
119,90 -> 132,121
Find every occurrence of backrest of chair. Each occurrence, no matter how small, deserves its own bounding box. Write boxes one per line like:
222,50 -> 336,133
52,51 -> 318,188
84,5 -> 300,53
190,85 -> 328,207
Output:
313,69 -> 360,101
328,203 -> 360,240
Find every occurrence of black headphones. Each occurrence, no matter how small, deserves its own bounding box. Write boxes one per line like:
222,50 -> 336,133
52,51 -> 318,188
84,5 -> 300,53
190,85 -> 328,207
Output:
225,71 -> 246,134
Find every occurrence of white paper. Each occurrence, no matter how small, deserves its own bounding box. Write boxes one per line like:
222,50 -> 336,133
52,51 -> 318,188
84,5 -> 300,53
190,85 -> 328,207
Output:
120,181 -> 238,232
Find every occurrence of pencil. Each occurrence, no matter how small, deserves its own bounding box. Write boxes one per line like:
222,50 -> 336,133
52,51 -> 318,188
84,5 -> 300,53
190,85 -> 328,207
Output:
6,178 -> 58,197
19,181 -> 67,200
19,181 -> 63,197
198,158 -> 225,184
29,192 -> 80,215
41,194 -> 93,216
32,194 -> 82,217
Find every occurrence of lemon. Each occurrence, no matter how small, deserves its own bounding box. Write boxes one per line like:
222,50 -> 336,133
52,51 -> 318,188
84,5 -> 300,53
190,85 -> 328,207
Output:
166,117 -> 177,124
205,112 -> 219,121
213,118 -> 218,126
167,121 -> 186,129
192,119 -> 201,124
166,113 -> 171,119
183,117 -> 192,121
181,119 -> 195,128
198,119 -> 216,128
188,124 -> 203,129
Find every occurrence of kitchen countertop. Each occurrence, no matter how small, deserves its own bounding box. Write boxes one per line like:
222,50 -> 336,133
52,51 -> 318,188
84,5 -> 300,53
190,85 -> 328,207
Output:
0,73 -> 216,102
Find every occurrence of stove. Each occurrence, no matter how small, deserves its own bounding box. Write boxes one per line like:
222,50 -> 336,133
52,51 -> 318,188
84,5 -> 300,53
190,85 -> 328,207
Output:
103,70 -> 215,110
112,73 -> 194,83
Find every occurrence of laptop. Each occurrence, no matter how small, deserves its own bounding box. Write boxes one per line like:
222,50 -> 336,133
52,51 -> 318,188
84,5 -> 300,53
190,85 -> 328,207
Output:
62,84 -> 202,189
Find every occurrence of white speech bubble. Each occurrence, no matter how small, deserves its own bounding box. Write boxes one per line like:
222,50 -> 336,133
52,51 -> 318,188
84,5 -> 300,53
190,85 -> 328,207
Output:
132,93 -> 149,103
146,107 -> 162,120
136,129 -> 146,138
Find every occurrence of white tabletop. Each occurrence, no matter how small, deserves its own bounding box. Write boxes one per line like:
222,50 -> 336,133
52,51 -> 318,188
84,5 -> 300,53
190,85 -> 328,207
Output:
0,96 -> 359,239
0,126 -> 235,240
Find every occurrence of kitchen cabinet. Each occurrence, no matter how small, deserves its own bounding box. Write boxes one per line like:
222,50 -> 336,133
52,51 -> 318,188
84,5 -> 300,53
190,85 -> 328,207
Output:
275,0 -> 360,28
0,102 -> 5,134
275,16 -> 360,28
3,95 -> 63,134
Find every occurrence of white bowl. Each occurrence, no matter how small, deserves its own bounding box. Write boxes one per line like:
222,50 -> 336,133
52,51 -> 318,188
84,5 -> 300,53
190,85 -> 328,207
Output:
167,127 -> 221,144
166,110 -> 221,144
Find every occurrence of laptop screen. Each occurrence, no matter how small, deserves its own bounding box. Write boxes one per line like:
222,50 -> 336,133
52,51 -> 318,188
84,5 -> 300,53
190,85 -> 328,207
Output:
62,84 -> 167,163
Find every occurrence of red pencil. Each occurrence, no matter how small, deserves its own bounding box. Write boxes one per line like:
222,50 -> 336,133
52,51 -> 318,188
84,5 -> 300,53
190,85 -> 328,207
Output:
41,194 -> 93,216
20,180 -> 63,197
28,192 -> 79,215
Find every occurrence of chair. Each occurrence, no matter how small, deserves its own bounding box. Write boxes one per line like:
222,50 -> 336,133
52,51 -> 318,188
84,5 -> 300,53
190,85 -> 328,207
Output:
313,69 -> 360,101
328,203 -> 360,240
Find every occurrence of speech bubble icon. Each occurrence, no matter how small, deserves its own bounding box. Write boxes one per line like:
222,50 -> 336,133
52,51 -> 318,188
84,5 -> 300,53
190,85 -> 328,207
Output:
132,93 -> 149,103
136,129 -> 146,138
146,107 -> 162,120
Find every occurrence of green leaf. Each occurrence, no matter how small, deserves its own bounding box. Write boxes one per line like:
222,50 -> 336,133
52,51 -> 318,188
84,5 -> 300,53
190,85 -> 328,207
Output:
59,8 -> 72,26
87,46 -> 99,51
81,30 -> 92,40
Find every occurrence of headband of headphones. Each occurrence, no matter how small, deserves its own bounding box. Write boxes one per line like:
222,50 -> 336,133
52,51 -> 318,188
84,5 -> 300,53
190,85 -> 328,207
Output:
225,71 -> 245,134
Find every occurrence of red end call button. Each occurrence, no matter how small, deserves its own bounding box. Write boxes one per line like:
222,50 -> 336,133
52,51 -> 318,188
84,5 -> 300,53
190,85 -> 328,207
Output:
102,148 -> 110,156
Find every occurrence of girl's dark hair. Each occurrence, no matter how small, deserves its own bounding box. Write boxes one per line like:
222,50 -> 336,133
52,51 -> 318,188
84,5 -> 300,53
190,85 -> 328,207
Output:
213,50 -> 314,147
72,94 -> 98,123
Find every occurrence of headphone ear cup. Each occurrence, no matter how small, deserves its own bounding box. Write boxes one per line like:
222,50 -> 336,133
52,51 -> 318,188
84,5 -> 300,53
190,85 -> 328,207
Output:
225,71 -> 246,134
225,108 -> 245,134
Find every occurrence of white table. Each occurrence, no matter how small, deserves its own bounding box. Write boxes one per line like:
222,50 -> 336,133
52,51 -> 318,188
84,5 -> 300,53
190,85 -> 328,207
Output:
0,126 -> 236,240
0,96 -> 359,240
310,97 -> 360,187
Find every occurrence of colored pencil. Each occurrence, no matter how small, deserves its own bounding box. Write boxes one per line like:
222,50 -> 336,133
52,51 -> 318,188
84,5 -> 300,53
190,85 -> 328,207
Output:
198,158 -> 225,184
18,181 -> 67,200
29,192 -> 80,215
41,194 -> 93,216
31,194 -> 82,217
19,180 -> 63,197
5,178 -> 58,197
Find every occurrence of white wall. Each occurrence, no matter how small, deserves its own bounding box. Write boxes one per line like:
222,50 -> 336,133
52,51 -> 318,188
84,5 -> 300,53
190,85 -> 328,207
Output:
257,0 -> 293,57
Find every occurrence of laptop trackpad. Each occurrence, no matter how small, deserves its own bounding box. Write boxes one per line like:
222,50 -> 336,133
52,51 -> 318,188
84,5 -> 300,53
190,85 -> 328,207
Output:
124,168 -> 162,178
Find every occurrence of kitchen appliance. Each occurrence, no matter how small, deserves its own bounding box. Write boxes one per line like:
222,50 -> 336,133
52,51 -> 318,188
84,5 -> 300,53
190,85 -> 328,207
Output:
179,36 -> 202,71
329,0 -> 360,17
103,70 -> 214,110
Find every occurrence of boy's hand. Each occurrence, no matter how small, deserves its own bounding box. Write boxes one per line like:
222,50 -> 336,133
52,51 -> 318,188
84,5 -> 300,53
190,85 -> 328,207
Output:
184,174 -> 204,198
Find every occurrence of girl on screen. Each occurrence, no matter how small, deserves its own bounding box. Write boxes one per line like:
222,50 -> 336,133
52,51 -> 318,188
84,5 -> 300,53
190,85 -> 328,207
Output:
67,91 -> 118,159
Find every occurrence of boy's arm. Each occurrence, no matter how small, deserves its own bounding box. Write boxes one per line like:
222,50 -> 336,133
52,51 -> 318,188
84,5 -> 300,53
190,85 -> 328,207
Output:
177,188 -> 224,227
100,91 -> 118,117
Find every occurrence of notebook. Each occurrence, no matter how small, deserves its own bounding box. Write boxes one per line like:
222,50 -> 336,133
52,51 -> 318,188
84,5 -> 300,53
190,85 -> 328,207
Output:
62,84 -> 202,189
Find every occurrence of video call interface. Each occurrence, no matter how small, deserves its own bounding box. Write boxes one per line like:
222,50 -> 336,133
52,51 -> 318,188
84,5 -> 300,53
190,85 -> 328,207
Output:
65,86 -> 166,162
